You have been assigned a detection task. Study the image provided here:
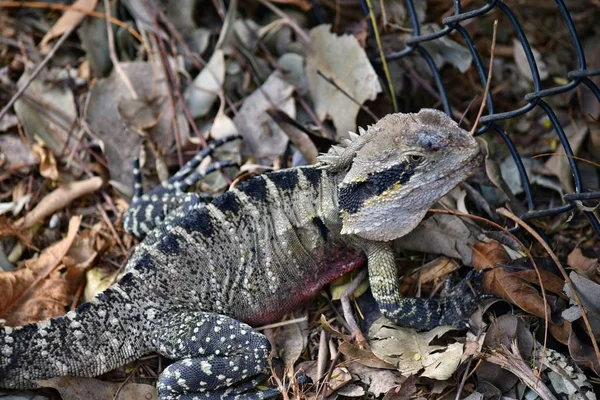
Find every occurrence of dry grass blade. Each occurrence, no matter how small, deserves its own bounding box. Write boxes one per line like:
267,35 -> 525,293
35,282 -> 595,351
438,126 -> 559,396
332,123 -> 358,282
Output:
364,0 -> 397,112
471,20 -> 498,136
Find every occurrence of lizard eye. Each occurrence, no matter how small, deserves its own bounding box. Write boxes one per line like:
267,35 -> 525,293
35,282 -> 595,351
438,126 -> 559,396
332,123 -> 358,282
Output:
409,154 -> 424,163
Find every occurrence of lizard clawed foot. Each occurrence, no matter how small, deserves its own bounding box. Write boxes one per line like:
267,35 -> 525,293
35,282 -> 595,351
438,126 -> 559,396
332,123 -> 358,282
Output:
441,269 -> 491,328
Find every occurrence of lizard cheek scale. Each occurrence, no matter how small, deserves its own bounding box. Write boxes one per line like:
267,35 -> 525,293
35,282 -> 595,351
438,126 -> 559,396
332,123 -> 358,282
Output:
1,109 -> 482,399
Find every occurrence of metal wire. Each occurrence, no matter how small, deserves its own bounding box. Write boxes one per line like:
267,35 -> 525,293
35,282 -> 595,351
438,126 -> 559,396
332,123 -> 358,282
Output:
349,0 -> 600,237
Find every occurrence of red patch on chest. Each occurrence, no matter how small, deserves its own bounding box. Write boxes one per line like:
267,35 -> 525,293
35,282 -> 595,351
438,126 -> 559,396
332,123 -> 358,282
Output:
243,243 -> 366,326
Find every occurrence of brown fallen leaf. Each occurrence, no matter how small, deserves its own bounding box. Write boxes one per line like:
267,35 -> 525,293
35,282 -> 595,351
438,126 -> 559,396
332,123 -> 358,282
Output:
39,0 -> 99,53
567,248 -> 599,284
31,142 -> 59,181
19,176 -> 103,229
471,240 -> 510,270
483,266 -> 552,323
269,0 -> 313,12
382,374 -> 418,400
0,217 -> 34,249
482,263 -> 571,344
401,256 -> 460,296
267,109 -> 319,165
36,376 -> 157,400
338,342 -> 396,370
0,216 -> 84,326
568,328 -> 600,376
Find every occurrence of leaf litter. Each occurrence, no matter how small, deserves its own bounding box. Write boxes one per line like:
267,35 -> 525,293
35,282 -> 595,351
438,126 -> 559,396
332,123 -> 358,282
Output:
0,0 -> 599,399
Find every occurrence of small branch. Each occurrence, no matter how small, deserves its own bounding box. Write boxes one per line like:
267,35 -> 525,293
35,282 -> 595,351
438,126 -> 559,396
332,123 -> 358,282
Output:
471,19 -> 498,136
103,0 -> 137,99
317,70 -> 378,122
0,25 -> 76,122
340,269 -> 368,347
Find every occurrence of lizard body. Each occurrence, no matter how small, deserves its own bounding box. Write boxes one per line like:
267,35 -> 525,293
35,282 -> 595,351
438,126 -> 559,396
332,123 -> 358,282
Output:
0,109 -> 482,399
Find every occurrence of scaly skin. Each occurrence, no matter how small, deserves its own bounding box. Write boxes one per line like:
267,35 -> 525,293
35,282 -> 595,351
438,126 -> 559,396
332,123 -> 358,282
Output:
0,109 -> 482,399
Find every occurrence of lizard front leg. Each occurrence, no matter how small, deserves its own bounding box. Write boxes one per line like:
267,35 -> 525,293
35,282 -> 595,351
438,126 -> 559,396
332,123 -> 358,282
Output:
124,136 -> 240,239
365,242 -> 481,331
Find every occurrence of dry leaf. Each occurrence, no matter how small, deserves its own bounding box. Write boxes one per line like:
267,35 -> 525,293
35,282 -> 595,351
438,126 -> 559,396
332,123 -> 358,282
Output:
31,142 -> 59,181
36,376 -> 157,400
40,0 -> 99,53
567,248 -> 599,284
395,213 -> 479,265
338,342 -> 396,369
476,314 -> 533,392
267,109 -> 319,165
185,49 -> 226,118
19,177 -> 103,228
369,317 -> 463,380
482,343 -> 556,400
471,241 -> 510,270
562,272 -> 600,336
513,38 -> 549,82
306,24 -> 382,138
543,124 -> 589,193
269,0 -> 313,12
347,361 -> 405,397
86,62 -> 189,188
273,312 -> 308,367
0,216 -> 82,326
233,72 -> 295,163
483,266 -> 552,324
14,70 -> 78,158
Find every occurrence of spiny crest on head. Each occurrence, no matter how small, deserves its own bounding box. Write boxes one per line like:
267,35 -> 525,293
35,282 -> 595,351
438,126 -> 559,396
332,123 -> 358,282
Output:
317,126 -> 372,171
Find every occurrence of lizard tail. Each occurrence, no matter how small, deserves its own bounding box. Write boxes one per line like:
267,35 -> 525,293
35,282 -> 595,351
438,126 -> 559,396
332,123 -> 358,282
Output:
0,272 -> 150,389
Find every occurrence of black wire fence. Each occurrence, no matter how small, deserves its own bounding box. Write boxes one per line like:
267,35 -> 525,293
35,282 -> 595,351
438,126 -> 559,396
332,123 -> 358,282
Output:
314,0 -> 600,238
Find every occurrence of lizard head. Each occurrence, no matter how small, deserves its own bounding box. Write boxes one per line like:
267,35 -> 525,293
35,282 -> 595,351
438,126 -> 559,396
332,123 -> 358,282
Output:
318,109 -> 481,242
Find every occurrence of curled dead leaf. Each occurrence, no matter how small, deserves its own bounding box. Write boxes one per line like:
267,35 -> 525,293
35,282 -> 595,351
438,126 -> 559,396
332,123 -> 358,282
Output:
20,177 -> 103,229
0,216 -> 84,326
567,248 -> 599,284
39,0 -> 99,52
31,143 -> 59,181
471,241 -> 510,270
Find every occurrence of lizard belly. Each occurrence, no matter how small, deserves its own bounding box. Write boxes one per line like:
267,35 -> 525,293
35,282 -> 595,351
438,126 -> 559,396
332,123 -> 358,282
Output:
235,241 -> 366,326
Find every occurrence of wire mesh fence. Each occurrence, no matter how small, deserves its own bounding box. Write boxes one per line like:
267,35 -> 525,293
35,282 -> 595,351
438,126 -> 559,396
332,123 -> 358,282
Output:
314,0 -> 600,238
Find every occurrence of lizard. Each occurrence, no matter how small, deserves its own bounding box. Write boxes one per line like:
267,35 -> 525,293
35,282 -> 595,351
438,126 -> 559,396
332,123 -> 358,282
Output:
0,109 -> 483,400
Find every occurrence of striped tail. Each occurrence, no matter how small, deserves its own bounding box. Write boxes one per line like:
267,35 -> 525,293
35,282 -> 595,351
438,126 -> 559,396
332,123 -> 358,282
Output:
0,273 -> 151,389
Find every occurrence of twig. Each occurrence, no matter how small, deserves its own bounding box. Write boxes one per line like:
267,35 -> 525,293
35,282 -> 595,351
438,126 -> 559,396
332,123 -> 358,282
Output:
0,25 -> 76,123
531,152 -> 600,169
0,2 -> 149,53
497,207 -> 600,366
471,19 -> 498,136
152,28 -> 184,167
339,269 -> 368,347
364,0 -> 397,112
317,349 -> 342,400
255,0 -> 311,46
401,61 -> 465,123
317,70 -> 378,122
103,0 -> 137,99
255,316 -> 308,331
95,203 -> 127,256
